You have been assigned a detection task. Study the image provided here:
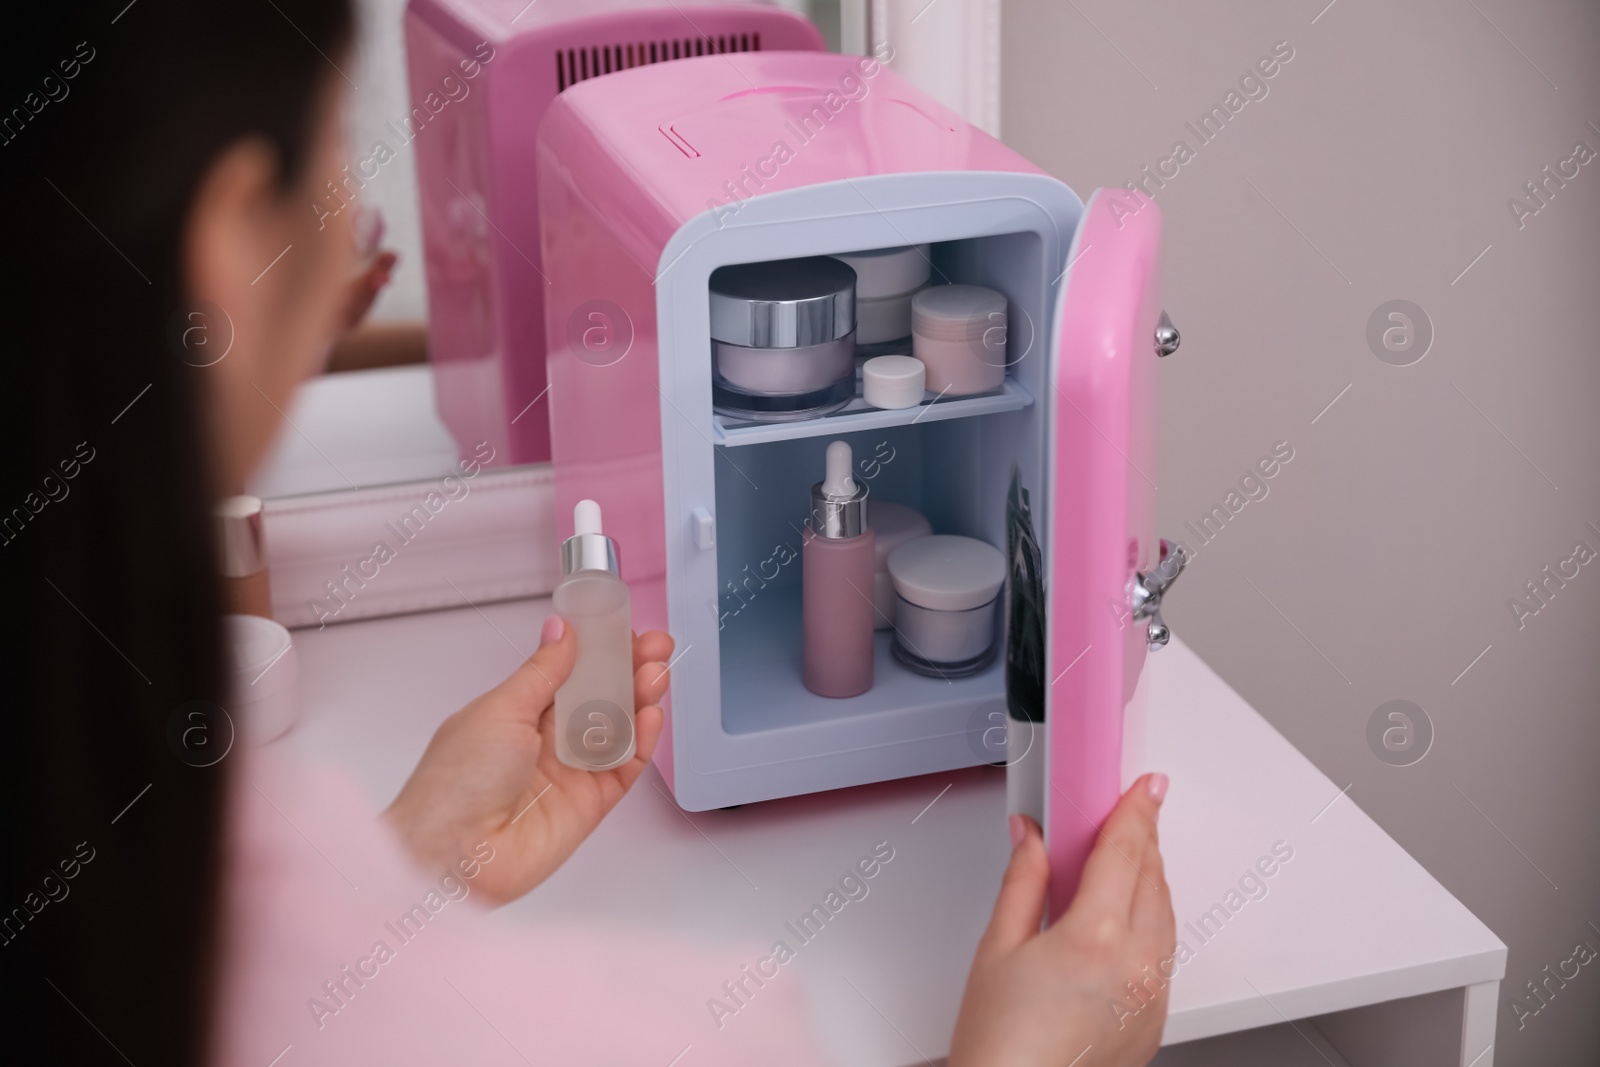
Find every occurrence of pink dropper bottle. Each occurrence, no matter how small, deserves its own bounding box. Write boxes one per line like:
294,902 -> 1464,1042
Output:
802,441 -> 876,698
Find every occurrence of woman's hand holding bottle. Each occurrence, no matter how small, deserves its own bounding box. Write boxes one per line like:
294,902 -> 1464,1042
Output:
384,618 -> 672,904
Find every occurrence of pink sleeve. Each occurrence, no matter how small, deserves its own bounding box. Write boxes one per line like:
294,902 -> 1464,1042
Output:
212,746 -> 831,1066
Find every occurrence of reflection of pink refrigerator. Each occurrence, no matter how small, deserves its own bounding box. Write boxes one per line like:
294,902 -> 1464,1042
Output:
540,50 -> 1180,916
404,0 -> 824,465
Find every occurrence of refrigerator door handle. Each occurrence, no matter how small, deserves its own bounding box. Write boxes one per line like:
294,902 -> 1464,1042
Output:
1133,539 -> 1186,650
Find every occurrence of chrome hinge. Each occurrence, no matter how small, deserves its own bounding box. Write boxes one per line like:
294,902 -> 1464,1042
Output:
1155,310 -> 1180,357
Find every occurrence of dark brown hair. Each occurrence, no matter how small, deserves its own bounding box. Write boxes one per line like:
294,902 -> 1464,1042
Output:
1,1 -> 352,1062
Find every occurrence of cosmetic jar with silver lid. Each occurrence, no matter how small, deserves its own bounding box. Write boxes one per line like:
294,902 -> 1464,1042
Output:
887,535 -> 1006,677
710,257 -> 857,422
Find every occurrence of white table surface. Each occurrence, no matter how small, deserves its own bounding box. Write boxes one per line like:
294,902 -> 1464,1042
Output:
283,596 -> 1505,1065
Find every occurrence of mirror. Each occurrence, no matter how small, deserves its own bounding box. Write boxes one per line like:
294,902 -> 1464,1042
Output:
250,0 -> 853,503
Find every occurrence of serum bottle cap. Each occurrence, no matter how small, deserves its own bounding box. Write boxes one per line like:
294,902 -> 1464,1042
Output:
810,440 -> 868,539
561,499 -> 621,577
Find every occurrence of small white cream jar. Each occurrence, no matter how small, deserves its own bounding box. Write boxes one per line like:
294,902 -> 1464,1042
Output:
225,614 -> 300,745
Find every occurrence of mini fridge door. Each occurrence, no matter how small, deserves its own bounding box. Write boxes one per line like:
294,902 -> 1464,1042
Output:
1043,187 -> 1164,921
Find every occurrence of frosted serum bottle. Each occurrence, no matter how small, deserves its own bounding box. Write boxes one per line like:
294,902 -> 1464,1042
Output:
553,500 -> 636,770
802,441 -> 876,698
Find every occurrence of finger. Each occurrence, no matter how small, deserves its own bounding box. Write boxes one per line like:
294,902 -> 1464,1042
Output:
342,253 -> 397,329
1063,773 -> 1167,928
602,704 -> 665,801
634,661 -> 670,710
1130,832 -> 1175,956
974,815 -> 1049,964
360,250 -> 397,285
633,630 -> 674,673
635,703 -> 664,764
501,613 -> 577,719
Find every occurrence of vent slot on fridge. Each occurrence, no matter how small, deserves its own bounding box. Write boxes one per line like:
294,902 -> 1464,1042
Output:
557,33 -> 763,91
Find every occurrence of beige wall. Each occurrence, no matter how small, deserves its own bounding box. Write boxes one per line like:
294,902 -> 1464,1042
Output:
1002,1 -> 1600,1062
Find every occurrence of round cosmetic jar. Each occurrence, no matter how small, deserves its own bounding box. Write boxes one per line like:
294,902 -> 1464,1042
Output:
911,285 -> 1009,397
887,535 -> 1006,677
866,502 -> 933,630
225,613 -> 300,745
709,257 -> 857,422
832,245 -> 931,358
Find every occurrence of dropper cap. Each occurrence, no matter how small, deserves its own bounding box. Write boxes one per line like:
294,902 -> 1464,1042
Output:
560,499 -> 620,576
809,441 -> 868,539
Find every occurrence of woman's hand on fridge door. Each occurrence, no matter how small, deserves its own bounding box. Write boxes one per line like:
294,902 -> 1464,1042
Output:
949,774 -> 1176,1067
384,617 -> 673,904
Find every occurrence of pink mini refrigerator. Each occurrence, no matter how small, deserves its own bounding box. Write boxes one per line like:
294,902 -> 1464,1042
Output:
540,51 -> 1181,915
403,0 -> 824,465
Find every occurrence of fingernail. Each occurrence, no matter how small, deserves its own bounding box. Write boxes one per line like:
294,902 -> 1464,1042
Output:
1147,773 -> 1169,804
540,614 -> 565,645
1008,813 -> 1026,849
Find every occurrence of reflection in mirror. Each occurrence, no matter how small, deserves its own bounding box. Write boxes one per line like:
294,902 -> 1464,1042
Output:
780,0 -> 843,52
251,0 -> 850,501
248,363 -> 460,499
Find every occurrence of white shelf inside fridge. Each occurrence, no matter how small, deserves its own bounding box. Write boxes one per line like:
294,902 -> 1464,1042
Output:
711,377 -> 1035,447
